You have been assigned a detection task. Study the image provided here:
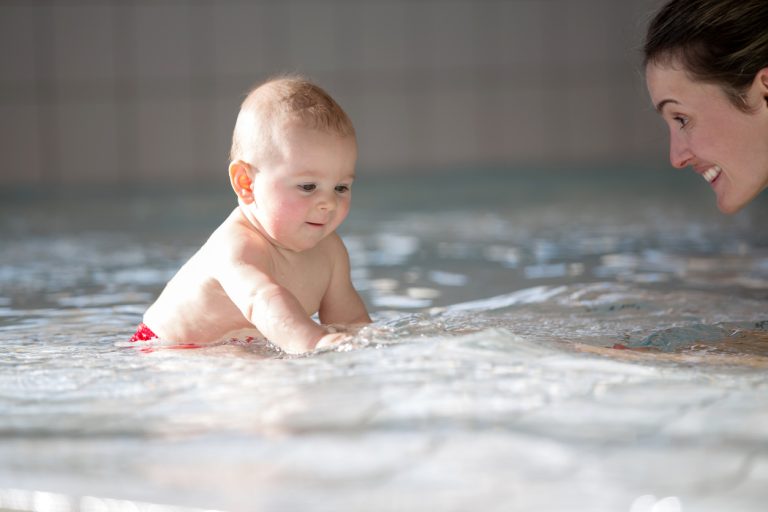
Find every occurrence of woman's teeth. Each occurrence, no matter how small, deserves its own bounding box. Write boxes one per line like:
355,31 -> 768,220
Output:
703,165 -> 722,183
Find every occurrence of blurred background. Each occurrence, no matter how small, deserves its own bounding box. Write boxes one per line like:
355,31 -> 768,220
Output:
0,0 -> 668,189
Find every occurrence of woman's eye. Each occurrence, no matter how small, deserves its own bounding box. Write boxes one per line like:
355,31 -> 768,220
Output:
299,184 -> 316,192
673,115 -> 688,128
335,185 -> 350,193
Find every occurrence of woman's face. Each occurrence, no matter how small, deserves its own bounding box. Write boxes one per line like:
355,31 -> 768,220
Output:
646,61 -> 768,213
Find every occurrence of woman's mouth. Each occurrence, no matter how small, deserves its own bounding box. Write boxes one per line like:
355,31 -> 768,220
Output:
702,165 -> 722,183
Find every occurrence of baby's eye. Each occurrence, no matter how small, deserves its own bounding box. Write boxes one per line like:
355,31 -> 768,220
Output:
335,184 -> 350,194
298,183 -> 316,192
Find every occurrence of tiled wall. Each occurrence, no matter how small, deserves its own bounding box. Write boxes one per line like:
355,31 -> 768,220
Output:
0,0 -> 667,186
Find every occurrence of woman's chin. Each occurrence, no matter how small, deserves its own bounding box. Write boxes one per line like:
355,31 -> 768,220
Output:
716,192 -> 750,214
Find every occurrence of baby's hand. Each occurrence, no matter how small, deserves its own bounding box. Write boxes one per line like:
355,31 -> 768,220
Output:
315,332 -> 350,351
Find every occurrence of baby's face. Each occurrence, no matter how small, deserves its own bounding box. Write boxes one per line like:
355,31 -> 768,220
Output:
248,121 -> 358,252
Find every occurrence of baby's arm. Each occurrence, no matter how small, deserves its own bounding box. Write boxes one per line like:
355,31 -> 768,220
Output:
318,235 -> 372,326
215,239 -> 335,355
250,282 -> 331,353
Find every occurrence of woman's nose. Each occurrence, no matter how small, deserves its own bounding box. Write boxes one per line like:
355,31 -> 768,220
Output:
669,132 -> 693,169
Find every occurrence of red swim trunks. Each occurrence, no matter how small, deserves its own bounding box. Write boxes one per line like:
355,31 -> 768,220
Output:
127,323 -> 200,351
130,322 -> 158,342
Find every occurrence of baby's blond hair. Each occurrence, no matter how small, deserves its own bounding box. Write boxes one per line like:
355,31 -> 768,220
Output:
230,75 -> 355,164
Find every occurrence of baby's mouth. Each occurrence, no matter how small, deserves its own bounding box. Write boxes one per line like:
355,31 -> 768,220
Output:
702,165 -> 722,183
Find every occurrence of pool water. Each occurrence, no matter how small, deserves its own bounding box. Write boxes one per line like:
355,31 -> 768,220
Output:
1,169 -> 767,512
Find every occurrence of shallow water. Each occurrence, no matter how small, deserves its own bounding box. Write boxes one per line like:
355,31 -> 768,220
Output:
1,169 -> 768,512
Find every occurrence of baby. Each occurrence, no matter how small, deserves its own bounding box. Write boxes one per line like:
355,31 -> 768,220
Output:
131,76 -> 371,354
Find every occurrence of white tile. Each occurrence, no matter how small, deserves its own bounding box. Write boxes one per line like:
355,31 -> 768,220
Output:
348,2 -> 411,73
214,93 -> 243,160
0,4 -> 38,84
562,83 -> 625,161
424,88 -> 481,168
134,3 -> 192,81
477,84 -> 551,165
188,97 -> 230,181
477,0 -> 548,71
135,98 -> 196,181
286,1 -> 344,73
408,1 -> 477,72
0,0 -> 680,185
52,3 -> 116,84
0,105 -> 42,184
55,101 -> 119,183
211,3 -> 276,78
629,81 -> 669,165
559,0 -> 631,70
349,90 -> 415,170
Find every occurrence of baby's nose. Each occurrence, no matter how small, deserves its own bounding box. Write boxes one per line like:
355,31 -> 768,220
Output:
317,193 -> 337,211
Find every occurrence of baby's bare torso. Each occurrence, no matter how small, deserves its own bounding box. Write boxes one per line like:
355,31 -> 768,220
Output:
143,209 -> 333,343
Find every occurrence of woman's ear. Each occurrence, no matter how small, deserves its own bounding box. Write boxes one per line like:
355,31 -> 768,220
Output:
228,161 -> 254,204
756,68 -> 768,107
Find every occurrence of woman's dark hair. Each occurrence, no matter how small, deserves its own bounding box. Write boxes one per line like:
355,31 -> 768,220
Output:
644,0 -> 768,111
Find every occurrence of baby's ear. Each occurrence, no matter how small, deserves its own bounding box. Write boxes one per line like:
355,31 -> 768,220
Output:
228,161 -> 254,203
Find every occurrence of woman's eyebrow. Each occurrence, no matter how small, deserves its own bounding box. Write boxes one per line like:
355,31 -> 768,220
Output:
655,98 -> 680,113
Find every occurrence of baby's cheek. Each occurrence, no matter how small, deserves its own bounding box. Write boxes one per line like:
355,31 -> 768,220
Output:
274,202 -> 307,228
337,200 -> 352,219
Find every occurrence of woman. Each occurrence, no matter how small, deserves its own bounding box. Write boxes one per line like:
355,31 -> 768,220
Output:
644,0 -> 768,214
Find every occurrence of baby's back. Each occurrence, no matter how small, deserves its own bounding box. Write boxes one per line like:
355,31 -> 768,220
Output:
143,242 -> 257,343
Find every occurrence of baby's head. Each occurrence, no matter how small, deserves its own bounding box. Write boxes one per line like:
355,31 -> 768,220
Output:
230,75 -> 355,166
228,76 -> 359,251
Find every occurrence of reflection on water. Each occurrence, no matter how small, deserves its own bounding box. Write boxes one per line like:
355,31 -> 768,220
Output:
1,169 -> 768,512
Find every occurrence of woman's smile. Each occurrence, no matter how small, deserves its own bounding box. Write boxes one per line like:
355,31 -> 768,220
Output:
646,61 -> 768,213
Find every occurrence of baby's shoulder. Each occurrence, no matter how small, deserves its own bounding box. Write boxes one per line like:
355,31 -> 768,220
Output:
311,233 -> 352,271
316,231 -> 348,256
205,212 -> 272,263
